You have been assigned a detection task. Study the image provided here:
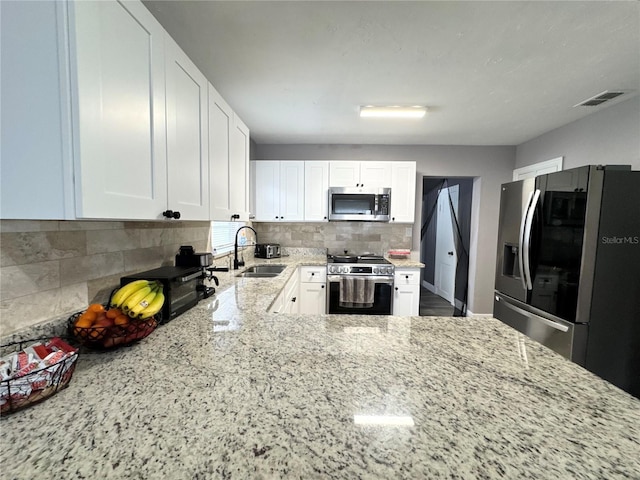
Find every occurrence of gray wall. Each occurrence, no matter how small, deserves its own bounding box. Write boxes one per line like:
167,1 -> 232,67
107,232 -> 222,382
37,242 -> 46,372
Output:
254,144 -> 516,315
516,96 -> 640,170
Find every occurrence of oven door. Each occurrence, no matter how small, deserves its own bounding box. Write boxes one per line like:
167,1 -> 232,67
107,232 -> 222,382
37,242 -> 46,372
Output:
327,275 -> 394,315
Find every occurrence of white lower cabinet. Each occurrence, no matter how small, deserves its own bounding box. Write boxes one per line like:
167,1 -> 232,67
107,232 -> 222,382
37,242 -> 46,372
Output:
299,266 -> 327,314
393,268 -> 421,316
281,269 -> 300,314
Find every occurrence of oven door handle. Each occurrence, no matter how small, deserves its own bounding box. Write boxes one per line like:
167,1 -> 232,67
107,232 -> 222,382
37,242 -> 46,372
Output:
327,275 -> 394,285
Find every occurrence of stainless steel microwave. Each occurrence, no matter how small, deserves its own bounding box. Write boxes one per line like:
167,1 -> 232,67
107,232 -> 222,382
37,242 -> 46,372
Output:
328,187 -> 391,222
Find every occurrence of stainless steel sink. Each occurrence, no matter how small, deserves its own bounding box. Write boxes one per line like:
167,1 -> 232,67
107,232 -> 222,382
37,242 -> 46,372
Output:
236,264 -> 287,278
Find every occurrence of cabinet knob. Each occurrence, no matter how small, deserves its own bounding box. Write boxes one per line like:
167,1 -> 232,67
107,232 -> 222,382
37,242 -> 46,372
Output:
275,216 -> 279,219
311,272 -> 315,276
162,210 -> 181,219
395,287 -> 399,291
324,216 -> 327,220
405,275 -> 409,279
321,285 -> 325,289
292,297 -> 297,302
392,217 -> 395,221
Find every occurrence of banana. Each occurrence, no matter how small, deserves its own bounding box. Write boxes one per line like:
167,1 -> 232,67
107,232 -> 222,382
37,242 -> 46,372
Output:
137,290 -> 165,319
121,285 -> 152,313
128,284 -> 159,318
111,280 -> 150,308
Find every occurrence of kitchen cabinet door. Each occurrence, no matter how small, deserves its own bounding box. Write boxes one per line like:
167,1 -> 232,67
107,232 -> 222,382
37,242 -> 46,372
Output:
299,283 -> 326,314
1,0 -> 74,219
208,83 -> 233,221
390,161 -> 417,223
329,161 -> 361,187
393,268 -> 420,316
230,115 -> 251,221
70,0 -> 169,219
165,37 -> 209,220
253,161 -> 280,221
360,162 -> 392,188
279,162 -> 305,221
252,161 -> 304,221
329,161 -> 391,188
304,161 -> 330,221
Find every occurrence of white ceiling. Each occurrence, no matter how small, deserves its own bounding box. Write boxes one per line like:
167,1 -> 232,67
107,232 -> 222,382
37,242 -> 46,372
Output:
143,1 -> 639,146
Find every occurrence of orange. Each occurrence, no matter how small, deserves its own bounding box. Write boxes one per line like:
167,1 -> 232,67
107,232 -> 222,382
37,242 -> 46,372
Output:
114,314 -> 129,327
87,303 -> 105,313
74,316 -> 93,328
106,308 -> 121,319
78,311 -> 97,324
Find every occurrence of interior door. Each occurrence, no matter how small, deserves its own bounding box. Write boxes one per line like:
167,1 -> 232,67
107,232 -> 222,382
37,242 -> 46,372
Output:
434,185 -> 458,305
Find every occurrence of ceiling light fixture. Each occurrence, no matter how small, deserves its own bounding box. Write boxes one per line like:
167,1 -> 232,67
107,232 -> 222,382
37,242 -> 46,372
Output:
359,105 -> 427,119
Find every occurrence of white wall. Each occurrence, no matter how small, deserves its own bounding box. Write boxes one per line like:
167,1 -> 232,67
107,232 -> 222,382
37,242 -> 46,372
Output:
516,96 -> 640,170
254,144 -> 516,315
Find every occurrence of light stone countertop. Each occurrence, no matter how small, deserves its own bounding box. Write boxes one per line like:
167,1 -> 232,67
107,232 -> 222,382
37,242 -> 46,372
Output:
1,255 -> 639,479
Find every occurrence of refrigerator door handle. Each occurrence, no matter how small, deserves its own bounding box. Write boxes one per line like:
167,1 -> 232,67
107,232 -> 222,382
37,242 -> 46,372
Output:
522,189 -> 541,290
518,191 -> 534,291
495,295 -> 569,332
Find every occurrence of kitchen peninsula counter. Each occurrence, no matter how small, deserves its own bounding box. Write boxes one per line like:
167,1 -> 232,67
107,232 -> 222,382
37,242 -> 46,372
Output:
1,256 -> 639,479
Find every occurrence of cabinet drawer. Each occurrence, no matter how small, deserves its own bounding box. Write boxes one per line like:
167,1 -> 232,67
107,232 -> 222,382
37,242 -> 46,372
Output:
394,269 -> 420,286
300,266 -> 327,283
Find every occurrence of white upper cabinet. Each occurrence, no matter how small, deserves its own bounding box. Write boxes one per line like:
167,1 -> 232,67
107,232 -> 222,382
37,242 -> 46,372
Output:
1,1 -> 74,219
1,0 -> 253,222
390,161 -> 417,223
252,161 -> 304,222
304,161 -> 329,221
328,161 -> 361,187
165,37 -> 209,220
70,0 -> 169,219
329,161 -> 391,188
360,162 -> 392,188
208,84 -> 233,221
230,115 -> 251,221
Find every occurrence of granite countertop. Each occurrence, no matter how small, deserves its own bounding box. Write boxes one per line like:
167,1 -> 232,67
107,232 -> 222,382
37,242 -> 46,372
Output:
1,256 -> 639,479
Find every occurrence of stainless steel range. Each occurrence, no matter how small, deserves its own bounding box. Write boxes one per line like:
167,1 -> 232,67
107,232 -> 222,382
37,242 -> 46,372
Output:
326,253 -> 394,315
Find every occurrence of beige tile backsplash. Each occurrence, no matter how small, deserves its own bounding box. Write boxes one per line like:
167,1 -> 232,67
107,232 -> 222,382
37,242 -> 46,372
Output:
0,219 -> 412,336
0,220 -> 211,336
253,222 -> 412,255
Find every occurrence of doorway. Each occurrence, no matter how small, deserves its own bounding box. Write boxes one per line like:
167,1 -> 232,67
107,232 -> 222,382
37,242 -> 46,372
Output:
420,177 -> 473,316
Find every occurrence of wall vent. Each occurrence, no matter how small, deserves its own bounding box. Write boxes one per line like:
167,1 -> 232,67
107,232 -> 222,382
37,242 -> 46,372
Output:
574,90 -> 626,107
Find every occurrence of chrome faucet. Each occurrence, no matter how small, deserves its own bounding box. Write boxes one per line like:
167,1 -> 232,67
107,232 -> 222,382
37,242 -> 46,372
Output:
234,226 -> 257,270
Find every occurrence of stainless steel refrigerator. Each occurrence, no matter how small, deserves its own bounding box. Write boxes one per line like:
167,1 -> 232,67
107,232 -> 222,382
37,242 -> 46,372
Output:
493,165 -> 640,398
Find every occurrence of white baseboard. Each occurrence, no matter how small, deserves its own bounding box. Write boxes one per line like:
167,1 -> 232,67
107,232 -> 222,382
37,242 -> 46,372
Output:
466,309 -> 493,318
422,280 -> 436,293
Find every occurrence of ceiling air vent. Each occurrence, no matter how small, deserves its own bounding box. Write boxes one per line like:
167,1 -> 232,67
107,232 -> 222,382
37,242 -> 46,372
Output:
574,90 -> 626,107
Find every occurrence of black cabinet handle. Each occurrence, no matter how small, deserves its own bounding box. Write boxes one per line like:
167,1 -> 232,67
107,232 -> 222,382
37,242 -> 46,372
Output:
321,285 -> 325,289
395,287 -> 399,291
275,216 -> 279,219
292,297 -> 297,302
448,251 -> 454,256
311,272 -> 315,276
405,275 -> 409,279
324,216 -> 327,220
163,210 -> 181,219
392,217 -> 395,221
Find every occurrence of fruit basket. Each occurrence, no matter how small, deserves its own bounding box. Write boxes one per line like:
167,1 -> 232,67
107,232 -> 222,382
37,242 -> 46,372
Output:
67,309 -> 158,350
67,280 -> 164,350
0,337 -> 79,415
